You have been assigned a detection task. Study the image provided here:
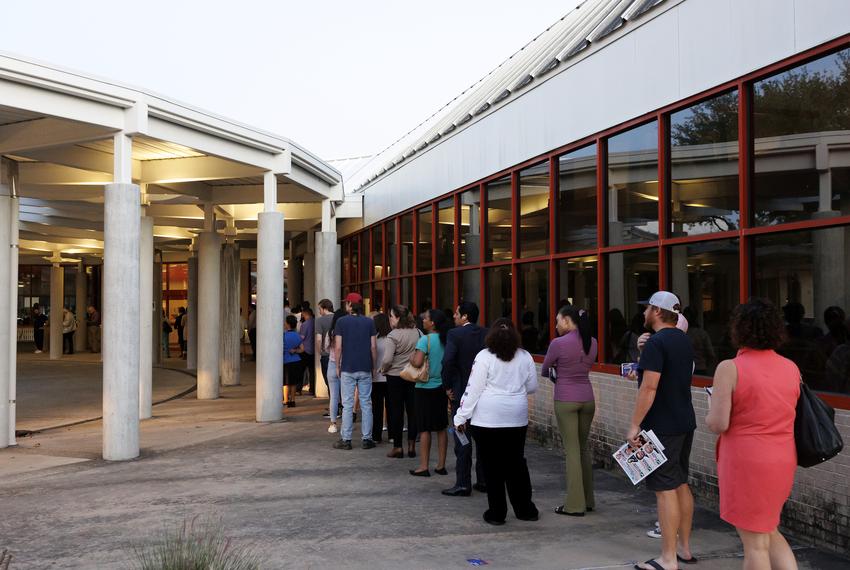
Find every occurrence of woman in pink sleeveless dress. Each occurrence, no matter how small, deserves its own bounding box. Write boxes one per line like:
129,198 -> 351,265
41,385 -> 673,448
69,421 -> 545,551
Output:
706,299 -> 800,569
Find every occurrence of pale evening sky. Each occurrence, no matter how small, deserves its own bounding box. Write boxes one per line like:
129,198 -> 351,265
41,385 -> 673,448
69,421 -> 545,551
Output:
3,0 -> 580,162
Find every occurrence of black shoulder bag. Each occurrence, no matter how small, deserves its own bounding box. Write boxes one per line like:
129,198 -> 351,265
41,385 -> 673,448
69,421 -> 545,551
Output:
794,382 -> 844,468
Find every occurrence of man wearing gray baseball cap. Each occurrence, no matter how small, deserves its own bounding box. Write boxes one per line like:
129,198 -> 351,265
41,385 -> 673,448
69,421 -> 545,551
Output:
628,291 -> 697,570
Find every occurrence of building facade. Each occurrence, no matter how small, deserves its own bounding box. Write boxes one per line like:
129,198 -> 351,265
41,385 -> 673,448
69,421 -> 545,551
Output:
343,0 -> 850,554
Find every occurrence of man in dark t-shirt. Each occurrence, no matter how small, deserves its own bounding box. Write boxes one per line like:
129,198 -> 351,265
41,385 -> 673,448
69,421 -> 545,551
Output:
333,299 -> 377,450
628,291 -> 697,570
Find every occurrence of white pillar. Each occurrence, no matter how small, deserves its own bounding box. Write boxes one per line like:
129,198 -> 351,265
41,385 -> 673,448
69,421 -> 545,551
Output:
257,172 -> 284,421
197,231 -> 222,399
314,208 -> 340,400
49,263 -> 64,360
6,174 -> 18,446
187,252 -> 198,369
0,159 -> 14,447
74,262 -> 87,351
139,215 -> 154,419
102,132 -> 140,461
220,242 -> 241,386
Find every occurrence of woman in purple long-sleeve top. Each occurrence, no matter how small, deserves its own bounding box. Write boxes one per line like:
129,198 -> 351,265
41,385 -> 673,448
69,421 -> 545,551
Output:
541,305 -> 598,516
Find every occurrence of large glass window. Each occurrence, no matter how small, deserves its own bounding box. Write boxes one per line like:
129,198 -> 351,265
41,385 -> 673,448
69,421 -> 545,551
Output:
437,198 -> 455,268
670,91 -> 739,235
607,121 -> 659,245
400,277 -> 413,310
485,266 -> 512,325
400,214 -> 414,275
416,275 -> 432,315
459,188 -> 482,266
436,272 -> 454,313
389,279 -> 398,308
753,48 -> 850,226
417,207 -> 433,272
518,262 -> 550,354
606,248 -> 659,363
460,269 -> 481,310
670,240 -> 739,375
372,281 -> 385,313
519,163 -> 549,258
557,256 -> 599,341
486,176 -> 512,262
372,226 -> 383,280
387,219 -> 397,278
558,145 -> 597,251
350,238 -> 359,284
754,226 -> 850,394
360,232 -> 370,282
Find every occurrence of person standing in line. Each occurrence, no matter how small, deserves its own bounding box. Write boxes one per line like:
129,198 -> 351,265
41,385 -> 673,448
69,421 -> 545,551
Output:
325,307 -> 348,433
381,305 -> 421,459
299,307 -> 316,396
62,307 -> 77,355
542,305 -> 598,516
32,305 -> 47,354
283,314 -> 304,408
314,299 -> 335,417
161,310 -> 172,358
629,291 -> 697,570
247,305 -> 257,362
441,301 -> 488,496
283,299 -> 292,321
85,305 -> 101,353
706,299 -> 800,570
408,309 -> 450,477
371,313 -> 392,443
175,306 -> 187,358
453,318 -> 539,525
333,299 -> 377,450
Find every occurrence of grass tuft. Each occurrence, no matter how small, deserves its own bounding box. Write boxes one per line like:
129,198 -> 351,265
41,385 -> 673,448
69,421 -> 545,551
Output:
130,515 -> 263,570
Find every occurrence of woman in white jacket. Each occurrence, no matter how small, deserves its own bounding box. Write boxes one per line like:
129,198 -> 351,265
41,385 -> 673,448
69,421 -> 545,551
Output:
454,318 -> 539,526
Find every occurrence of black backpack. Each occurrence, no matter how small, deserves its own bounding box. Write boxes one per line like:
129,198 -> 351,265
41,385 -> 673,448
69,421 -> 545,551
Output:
794,382 -> 844,467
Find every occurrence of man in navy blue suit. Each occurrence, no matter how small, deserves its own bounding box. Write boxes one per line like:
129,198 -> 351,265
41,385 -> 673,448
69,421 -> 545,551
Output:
441,301 -> 488,496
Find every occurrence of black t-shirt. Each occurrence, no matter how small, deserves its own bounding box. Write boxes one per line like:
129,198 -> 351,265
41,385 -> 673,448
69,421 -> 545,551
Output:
637,327 -> 696,434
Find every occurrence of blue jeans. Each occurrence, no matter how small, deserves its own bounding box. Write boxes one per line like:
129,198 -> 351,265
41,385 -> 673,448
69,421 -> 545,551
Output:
327,360 -> 341,422
341,371 -> 373,442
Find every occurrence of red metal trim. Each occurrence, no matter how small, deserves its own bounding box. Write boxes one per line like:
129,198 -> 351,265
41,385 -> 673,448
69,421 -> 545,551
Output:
453,193 -> 460,309
549,156 -> 558,256
480,182 -> 488,264
431,204 -> 438,305
599,241 -> 659,254
658,112 -> 669,290
552,248 -> 602,261
660,231 -> 741,246
511,171 -> 520,324
743,215 -> 850,236
738,81 -> 752,302
597,138 -> 607,247
412,211 -> 419,311
548,257 -> 557,343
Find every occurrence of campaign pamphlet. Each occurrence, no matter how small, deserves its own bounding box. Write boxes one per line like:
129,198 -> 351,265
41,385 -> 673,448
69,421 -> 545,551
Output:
613,429 -> 667,485
620,362 -> 638,379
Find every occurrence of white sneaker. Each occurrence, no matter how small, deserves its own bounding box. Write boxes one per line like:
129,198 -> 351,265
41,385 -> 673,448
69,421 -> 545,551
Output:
34,350 -> 42,354
647,522 -> 662,539
328,423 -> 338,434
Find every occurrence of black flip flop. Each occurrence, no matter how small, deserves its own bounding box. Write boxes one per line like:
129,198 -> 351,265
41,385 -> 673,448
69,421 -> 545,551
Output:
677,554 -> 698,564
554,505 -> 585,517
634,560 -> 665,570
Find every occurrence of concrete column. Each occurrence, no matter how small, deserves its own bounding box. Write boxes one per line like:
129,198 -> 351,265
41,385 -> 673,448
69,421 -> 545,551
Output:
139,215 -> 154,419
197,231 -> 222,399
220,242 -> 241,386
6,175 -> 18,446
314,230 -> 340,400
74,262 -> 87,351
303,250 -> 316,305
187,253 -> 198,369
153,258 -> 163,366
102,182 -> 141,461
257,171 -> 284,422
288,252 -> 303,305
49,263 -> 64,360
0,162 -> 13,448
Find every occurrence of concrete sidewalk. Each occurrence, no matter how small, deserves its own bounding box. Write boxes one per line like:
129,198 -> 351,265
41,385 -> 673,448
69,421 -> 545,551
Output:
0,363 -> 847,569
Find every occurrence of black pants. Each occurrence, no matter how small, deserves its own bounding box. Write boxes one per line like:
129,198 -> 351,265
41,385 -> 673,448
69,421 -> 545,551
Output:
177,328 -> 185,353
34,329 -> 45,350
472,425 -> 537,522
63,331 -> 75,354
248,329 -> 257,361
300,353 -> 316,394
371,382 -> 388,442
320,354 -> 329,387
386,375 -> 418,447
451,399 -> 485,489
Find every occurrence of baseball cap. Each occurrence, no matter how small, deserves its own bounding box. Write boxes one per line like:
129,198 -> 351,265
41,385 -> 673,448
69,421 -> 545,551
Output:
639,291 -> 681,314
344,292 -> 363,303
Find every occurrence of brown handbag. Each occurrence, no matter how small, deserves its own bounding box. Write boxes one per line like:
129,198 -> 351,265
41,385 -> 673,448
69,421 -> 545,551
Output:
400,334 -> 430,383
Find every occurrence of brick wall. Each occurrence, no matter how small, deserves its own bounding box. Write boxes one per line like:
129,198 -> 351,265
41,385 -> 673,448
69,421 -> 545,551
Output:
527,368 -> 850,555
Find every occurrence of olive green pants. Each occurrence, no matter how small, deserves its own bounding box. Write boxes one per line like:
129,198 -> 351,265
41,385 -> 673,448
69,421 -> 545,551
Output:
554,400 -> 596,513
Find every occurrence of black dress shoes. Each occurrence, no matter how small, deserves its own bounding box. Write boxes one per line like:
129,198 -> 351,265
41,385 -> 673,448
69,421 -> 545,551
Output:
441,486 -> 472,497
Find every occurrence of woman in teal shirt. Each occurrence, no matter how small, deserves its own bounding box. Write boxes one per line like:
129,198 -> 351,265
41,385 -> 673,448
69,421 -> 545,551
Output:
408,309 -> 451,477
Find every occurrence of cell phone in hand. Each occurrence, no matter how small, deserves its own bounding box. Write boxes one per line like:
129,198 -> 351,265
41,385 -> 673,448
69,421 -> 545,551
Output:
456,429 -> 470,446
